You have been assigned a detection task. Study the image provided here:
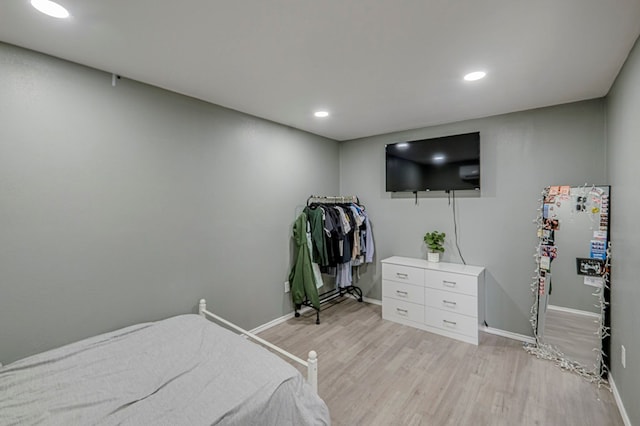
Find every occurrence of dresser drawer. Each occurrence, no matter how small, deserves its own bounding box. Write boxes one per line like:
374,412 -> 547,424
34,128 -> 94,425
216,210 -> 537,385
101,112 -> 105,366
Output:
425,287 -> 477,317
383,280 -> 425,305
425,307 -> 478,338
382,298 -> 425,324
424,270 -> 478,296
382,263 -> 424,286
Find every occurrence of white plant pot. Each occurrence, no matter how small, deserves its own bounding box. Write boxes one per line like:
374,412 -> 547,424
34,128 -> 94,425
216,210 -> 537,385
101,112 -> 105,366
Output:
427,252 -> 440,263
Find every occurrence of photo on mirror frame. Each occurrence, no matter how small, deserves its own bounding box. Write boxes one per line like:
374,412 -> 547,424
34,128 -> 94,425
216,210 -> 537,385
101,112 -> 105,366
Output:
543,217 -> 560,230
576,258 -> 605,277
541,245 -> 558,259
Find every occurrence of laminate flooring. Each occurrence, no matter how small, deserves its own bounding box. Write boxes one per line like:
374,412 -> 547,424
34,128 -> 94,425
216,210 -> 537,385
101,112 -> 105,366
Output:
258,298 -> 623,426
543,308 -> 602,368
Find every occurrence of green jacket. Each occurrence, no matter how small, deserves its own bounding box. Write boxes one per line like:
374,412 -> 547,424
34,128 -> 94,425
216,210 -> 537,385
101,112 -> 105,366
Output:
289,212 -> 320,310
304,206 -> 329,266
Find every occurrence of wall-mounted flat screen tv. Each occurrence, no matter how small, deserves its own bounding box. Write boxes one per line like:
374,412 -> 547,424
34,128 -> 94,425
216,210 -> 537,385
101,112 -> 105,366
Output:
385,132 -> 480,192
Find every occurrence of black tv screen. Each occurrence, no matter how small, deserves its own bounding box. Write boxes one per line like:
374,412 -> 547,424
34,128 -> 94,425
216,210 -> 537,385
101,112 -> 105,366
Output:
385,132 -> 480,192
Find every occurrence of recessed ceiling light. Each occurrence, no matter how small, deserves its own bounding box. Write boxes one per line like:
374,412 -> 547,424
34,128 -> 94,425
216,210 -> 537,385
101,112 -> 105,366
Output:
314,111 -> 329,118
432,154 -> 446,163
464,71 -> 486,81
31,0 -> 69,18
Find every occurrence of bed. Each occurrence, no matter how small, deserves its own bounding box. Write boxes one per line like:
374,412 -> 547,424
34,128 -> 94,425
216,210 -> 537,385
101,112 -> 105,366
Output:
0,299 -> 330,425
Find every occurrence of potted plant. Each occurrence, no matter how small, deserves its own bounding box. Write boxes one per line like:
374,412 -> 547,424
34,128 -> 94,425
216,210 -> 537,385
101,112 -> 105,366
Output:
424,231 -> 445,262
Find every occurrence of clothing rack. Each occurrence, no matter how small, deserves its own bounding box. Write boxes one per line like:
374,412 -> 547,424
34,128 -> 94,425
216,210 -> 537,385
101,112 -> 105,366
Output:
294,285 -> 363,324
294,195 -> 365,324
306,195 -> 361,206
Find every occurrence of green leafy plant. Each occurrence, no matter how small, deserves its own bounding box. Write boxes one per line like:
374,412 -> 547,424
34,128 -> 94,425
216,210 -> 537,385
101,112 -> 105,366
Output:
423,231 -> 446,253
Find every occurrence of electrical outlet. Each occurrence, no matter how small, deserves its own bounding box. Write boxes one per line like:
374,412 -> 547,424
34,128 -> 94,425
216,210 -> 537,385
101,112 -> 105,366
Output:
284,281 -> 290,293
621,345 -> 626,368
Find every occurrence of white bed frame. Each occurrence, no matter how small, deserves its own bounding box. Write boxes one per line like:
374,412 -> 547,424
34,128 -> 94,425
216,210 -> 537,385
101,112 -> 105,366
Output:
198,299 -> 318,393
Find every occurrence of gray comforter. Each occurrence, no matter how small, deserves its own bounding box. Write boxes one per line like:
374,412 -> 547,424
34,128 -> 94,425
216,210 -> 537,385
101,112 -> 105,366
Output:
0,314 -> 330,425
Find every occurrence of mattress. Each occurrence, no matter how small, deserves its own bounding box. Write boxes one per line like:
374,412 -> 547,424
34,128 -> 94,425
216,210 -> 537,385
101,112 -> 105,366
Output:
0,314 -> 330,425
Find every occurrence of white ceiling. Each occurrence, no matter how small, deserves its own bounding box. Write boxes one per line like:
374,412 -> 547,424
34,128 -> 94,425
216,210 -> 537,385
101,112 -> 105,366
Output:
1,1 -> 640,141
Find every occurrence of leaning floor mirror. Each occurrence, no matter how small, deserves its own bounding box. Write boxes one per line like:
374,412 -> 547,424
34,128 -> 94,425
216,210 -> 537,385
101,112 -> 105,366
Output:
525,185 -> 611,385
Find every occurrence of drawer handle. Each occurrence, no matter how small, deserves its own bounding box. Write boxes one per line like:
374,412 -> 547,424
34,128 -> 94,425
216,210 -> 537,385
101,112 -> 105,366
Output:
443,319 -> 457,327
442,280 -> 457,287
442,300 -> 457,306
396,290 -> 408,297
396,307 -> 408,316
396,273 -> 409,279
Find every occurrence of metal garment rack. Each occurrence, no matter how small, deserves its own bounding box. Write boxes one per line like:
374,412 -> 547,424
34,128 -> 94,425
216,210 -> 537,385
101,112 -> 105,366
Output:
306,195 -> 360,206
294,195 -> 364,324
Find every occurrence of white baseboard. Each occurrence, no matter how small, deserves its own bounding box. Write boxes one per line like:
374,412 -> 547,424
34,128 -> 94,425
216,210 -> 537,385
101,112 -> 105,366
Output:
363,297 -> 381,306
609,373 -> 632,426
548,304 -> 600,319
249,312 -> 294,334
249,306 -> 314,334
480,325 -> 536,344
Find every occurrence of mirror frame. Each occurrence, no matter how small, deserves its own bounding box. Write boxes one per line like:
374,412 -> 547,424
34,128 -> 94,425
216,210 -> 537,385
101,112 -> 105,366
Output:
524,185 -> 611,386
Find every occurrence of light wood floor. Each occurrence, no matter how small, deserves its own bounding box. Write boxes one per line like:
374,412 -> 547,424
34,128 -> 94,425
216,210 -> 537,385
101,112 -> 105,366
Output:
259,298 -> 623,426
543,308 -> 601,368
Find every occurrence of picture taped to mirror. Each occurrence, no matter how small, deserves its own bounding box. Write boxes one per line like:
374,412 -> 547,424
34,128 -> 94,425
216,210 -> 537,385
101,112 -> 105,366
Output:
576,257 -> 605,277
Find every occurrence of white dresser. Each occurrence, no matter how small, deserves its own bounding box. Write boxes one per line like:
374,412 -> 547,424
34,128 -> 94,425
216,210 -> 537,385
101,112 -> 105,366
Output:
381,256 -> 485,345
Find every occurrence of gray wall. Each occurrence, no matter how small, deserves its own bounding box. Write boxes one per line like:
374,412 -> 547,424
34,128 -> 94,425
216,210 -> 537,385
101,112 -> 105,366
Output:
340,100 -> 606,336
0,35 -> 633,421
0,42 -> 339,364
606,35 -> 640,426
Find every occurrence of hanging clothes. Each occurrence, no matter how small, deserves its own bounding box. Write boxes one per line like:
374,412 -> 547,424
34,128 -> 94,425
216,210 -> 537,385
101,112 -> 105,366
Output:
304,216 -> 324,289
348,205 -> 364,261
336,260 -> 353,288
303,206 -> 329,267
295,198 -> 375,293
292,196 -> 371,324
363,210 -> 375,263
289,212 -> 320,309
323,207 -> 345,266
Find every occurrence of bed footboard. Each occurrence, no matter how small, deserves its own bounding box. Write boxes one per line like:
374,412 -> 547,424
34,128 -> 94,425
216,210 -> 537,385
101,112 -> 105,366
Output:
198,299 -> 318,393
